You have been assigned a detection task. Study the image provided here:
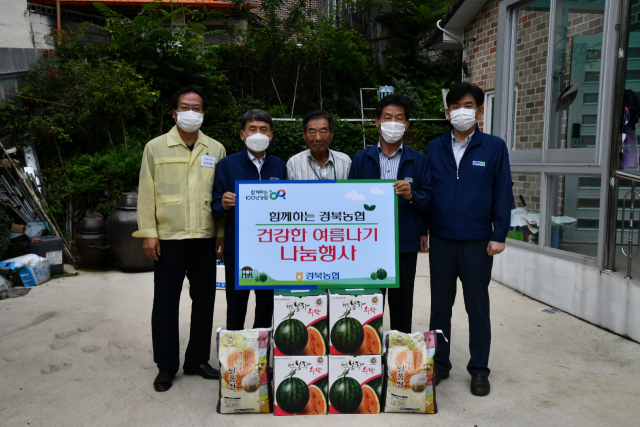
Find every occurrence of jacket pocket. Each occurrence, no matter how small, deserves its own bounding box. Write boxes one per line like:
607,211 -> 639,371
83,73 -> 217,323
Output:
155,194 -> 186,232
201,195 -> 214,232
155,157 -> 189,185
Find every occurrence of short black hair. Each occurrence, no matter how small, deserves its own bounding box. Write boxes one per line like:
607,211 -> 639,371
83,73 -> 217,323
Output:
446,82 -> 484,108
302,110 -> 334,132
171,86 -> 208,111
376,94 -> 411,121
240,109 -> 273,132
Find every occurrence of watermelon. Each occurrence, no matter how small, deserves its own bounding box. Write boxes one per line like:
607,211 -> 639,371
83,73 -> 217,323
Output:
376,268 -> 387,280
302,326 -> 326,356
370,272 -> 378,280
330,373 -> 362,413
298,384 -> 327,415
274,312 -> 308,355
355,325 -> 382,354
367,377 -> 383,402
315,376 -> 329,403
368,317 -> 384,342
315,319 -> 329,346
356,384 -> 381,414
276,372 -> 310,413
331,309 -> 364,354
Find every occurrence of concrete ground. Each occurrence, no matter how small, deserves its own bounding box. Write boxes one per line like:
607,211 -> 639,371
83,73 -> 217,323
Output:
1,254 -> 639,427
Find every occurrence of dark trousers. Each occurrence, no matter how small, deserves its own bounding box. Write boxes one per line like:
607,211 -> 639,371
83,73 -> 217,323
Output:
224,251 -> 273,330
381,252 -> 418,333
152,238 -> 216,374
429,236 -> 493,376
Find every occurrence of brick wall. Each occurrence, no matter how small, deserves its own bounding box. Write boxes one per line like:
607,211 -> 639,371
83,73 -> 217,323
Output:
512,173 -> 541,213
464,1 -> 544,217
250,0 -> 326,19
465,0 -> 499,133
513,8 -> 550,151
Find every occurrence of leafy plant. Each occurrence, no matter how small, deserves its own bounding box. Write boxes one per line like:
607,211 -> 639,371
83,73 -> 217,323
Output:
0,207 -> 13,258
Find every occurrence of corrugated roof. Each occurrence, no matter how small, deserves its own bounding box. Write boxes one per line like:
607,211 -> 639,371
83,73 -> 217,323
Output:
27,0 -> 254,8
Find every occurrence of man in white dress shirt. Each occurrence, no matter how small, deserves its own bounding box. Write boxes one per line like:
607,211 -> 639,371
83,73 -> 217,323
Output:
286,110 -> 351,180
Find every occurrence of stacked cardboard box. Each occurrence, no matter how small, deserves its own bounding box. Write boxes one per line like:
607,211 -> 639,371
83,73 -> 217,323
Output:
273,290 -> 329,416
327,289 -> 384,414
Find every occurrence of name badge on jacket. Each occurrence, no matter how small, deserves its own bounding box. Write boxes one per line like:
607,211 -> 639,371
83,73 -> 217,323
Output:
201,155 -> 215,168
472,161 -> 485,167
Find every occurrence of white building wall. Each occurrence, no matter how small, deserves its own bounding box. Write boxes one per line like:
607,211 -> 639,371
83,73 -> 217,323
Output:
493,245 -> 640,343
28,12 -> 56,49
0,0 -> 34,48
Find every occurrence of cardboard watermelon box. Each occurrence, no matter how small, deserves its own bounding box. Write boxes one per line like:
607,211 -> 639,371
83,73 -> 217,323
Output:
328,355 -> 383,414
273,290 -> 328,356
274,356 -> 329,416
328,289 -> 383,355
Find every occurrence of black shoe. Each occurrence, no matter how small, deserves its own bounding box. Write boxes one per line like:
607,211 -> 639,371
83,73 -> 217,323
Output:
184,362 -> 220,379
470,374 -> 490,396
434,369 -> 450,386
154,370 -> 175,392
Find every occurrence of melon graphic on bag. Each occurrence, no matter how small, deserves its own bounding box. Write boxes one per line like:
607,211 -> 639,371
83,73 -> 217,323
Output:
274,356 -> 329,415
216,328 -> 273,414
382,330 -> 438,414
328,355 -> 382,414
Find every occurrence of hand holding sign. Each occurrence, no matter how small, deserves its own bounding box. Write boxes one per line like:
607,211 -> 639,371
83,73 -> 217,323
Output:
393,180 -> 412,200
222,192 -> 237,210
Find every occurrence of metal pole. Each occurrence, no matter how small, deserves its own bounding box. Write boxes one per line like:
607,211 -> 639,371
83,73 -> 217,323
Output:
360,88 -> 366,148
604,0 -> 633,271
56,0 -> 62,46
627,182 -> 635,279
0,140 -> 77,265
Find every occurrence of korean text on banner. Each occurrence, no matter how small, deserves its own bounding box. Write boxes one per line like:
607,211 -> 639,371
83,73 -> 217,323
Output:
235,180 -> 399,289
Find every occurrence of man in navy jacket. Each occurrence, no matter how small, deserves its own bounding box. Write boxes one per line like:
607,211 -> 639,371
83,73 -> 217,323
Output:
349,94 -> 431,333
422,83 -> 512,397
212,109 -> 287,330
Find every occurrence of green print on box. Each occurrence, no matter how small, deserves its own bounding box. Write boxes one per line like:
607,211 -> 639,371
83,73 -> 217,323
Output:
330,309 -> 365,354
329,372 -> 362,414
274,312 -> 308,355
276,371 -> 309,414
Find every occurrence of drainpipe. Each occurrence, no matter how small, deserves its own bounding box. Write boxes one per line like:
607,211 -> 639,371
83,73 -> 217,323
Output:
603,0 -> 632,271
56,0 -> 61,45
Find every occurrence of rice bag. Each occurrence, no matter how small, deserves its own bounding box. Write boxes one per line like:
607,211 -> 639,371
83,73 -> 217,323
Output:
382,330 -> 438,414
216,327 -> 273,414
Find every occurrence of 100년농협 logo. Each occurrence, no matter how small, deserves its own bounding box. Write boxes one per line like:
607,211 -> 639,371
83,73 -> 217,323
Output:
270,189 -> 286,200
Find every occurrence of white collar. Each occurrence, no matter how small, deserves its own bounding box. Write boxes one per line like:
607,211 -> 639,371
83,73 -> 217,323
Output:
247,150 -> 264,163
451,130 -> 475,146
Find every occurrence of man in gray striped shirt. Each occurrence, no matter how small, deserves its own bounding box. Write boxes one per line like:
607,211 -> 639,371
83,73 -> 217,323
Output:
286,110 -> 351,180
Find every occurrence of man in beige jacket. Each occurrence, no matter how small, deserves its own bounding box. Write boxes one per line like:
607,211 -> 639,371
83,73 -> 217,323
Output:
134,87 -> 225,392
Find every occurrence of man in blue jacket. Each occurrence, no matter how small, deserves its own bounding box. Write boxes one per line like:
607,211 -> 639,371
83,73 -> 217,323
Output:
423,83 -> 512,397
349,94 -> 431,333
212,109 -> 287,330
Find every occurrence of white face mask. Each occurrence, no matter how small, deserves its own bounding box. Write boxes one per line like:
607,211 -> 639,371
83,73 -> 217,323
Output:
449,108 -> 477,131
176,110 -> 203,133
244,131 -> 270,152
379,121 -> 406,144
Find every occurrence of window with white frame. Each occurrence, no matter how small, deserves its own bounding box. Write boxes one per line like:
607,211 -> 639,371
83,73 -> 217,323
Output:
483,90 -> 495,135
